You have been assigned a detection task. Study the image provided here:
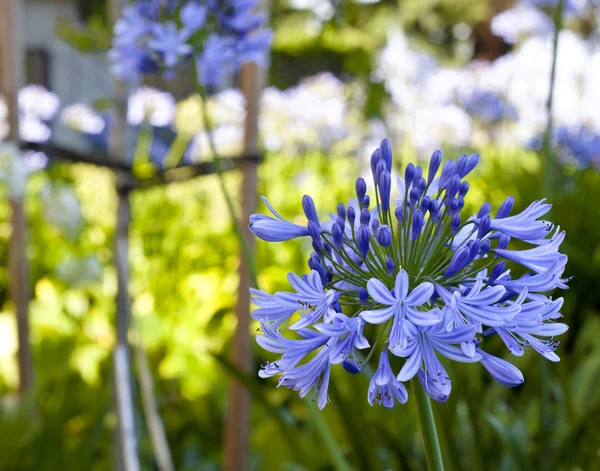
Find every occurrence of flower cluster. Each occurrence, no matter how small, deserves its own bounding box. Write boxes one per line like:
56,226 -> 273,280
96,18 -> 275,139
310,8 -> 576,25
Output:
249,140 -> 568,408
464,89 -> 517,124
553,126 -> 600,169
17,85 -> 60,143
109,0 -> 272,86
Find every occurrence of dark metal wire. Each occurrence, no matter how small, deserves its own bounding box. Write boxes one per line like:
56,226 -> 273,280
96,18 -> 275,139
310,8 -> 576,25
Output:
19,140 -> 263,192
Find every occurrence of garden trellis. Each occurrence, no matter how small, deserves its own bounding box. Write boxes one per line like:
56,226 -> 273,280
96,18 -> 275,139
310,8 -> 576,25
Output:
4,0 -> 599,470
14,103 -> 262,469
1,0 -> 268,469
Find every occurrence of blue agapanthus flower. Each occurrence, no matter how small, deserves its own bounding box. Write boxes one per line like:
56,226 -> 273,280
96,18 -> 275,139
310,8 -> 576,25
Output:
110,0 -> 272,87
249,140 -> 568,409
527,126 -> 600,170
554,126 -> 600,169
464,89 -> 517,124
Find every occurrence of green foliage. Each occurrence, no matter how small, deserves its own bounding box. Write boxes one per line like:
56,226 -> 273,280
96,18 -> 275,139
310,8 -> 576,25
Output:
0,144 -> 599,470
54,16 -> 112,53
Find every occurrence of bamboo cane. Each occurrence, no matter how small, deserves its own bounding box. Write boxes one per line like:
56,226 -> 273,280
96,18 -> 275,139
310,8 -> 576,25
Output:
0,0 -> 34,397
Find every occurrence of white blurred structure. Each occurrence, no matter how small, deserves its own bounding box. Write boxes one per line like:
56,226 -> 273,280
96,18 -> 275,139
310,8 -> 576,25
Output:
0,96 -> 8,141
375,24 -> 600,156
21,0 -> 110,146
61,103 -> 105,134
127,87 -> 176,127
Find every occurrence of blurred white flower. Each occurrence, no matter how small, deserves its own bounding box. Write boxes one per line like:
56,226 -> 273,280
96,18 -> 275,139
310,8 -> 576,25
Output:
19,114 -> 52,142
128,87 -> 175,127
43,184 -> 83,238
18,85 -> 60,121
61,103 -> 106,134
0,96 -> 8,141
412,105 -> 472,150
260,73 -> 351,153
491,4 -> 554,44
188,125 -> 244,162
0,143 -> 45,196
56,255 -> 103,286
375,30 -> 437,109
209,89 -> 246,126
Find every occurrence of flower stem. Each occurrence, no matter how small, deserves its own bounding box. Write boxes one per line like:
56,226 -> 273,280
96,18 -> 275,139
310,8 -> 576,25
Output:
307,400 -> 352,471
541,3 -> 564,470
197,86 -> 258,288
542,0 -> 564,198
411,378 -> 445,471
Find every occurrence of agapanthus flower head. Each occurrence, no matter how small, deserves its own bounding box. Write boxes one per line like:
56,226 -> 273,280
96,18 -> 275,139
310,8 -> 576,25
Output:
18,85 -> 60,121
127,87 -> 176,127
552,125 -> 600,169
250,140 -> 569,408
464,89 -> 518,123
110,0 -> 272,87
61,104 -> 106,135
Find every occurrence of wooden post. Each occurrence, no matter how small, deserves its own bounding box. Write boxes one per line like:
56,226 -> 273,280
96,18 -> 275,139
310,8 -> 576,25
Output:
0,0 -> 35,396
224,14 -> 267,470
109,0 -> 140,470
113,180 -> 140,471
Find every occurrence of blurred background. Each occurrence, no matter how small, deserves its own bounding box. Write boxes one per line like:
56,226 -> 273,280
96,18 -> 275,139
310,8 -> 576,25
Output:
0,0 -> 599,470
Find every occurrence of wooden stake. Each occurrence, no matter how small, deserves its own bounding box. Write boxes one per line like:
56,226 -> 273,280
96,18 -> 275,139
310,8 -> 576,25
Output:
0,0 -> 34,397
133,329 -> 175,471
224,30 -> 267,471
109,0 -> 140,469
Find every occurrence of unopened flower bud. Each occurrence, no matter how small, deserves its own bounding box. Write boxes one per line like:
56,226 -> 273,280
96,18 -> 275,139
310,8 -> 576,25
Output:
355,177 -> 367,201
302,195 -> 320,224
395,206 -> 404,225
451,213 -> 461,234
332,223 -> 343,250
360,208 -> 371,225
410,210 -> 424,241
370,218 -> 380,234
439,160 -> 455,188
455,154 -> 468,177
428,150 -> 442,184
357,225 -> 370,258
478,215 -> 491,239
376,225 -> 392,247
347,206 -> 356,226
379,170 -> 392,212
363,195 -> 371,209
380,138 -> 392,172
358,287 -> 368,306
404,163 -> 415,187
497,196 -> 514,219
386,257 -> 395,276
477,202 -> 491,218
308,220 -> 322,251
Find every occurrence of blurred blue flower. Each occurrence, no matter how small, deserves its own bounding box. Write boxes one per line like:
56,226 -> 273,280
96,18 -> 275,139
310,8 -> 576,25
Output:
250,140 -> 569,407
180,2 -> 208,35
464,89 -> 517,123
196,34 -> 236,87
149,21 -> 193,68
113,4 -> 152,48
555,126 -> 600,168
110,0 -> 272,88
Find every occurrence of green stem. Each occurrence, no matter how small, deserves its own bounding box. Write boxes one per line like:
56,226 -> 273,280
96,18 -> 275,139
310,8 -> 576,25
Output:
197,86 -> 258,288
307,400 -> 352,471
542,0 -> 564,199
133,124 -> 152,165
540,3 -> 563,470
162,132 -> 192,170
411,378 -> 445,471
